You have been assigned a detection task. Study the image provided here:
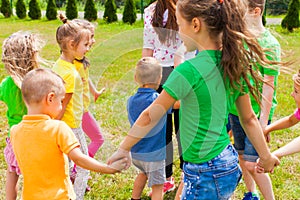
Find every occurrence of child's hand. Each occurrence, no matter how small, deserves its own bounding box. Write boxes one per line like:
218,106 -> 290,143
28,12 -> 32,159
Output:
108,158 -> 128,173
107,148 -> 131,170
256,153 -> 280,173
94,87 -> 106,102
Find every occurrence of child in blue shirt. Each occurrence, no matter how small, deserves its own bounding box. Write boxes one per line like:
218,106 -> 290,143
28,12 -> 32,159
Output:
127,57 -> 169,200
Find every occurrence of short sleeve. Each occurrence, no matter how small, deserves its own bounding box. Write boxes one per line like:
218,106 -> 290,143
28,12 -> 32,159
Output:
294,109 -> 300,120
163,62 -> 195,100
57,122 -> 80,154
62,73 -> 75,94
143,5 -> 155,50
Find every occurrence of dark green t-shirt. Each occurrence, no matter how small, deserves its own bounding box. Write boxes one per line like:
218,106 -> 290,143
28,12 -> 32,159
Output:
0,76 -> 27,137
163,50 -> 246,163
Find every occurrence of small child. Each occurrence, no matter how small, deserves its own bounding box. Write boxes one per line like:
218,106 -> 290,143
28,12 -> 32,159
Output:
128,57 -> 168,200
263,70 -> 300,159
53,14 -> 91,199
10,68 -> 127,200
72,18 -> 105,159
1,31 -> 44,200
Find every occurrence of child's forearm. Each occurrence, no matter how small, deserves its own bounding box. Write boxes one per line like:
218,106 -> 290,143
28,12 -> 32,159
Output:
273,136 -> 300,159
69,148 -> 121,174
259,79 -> 274,128
88,79 -> 97,96
266,115 -> 298,133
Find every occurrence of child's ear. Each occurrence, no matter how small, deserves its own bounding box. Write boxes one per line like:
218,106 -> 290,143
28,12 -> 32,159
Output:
68,39 -> 76,50
254,7 -> 262,16
46,92 -> 55,104
192,17 -> 201,32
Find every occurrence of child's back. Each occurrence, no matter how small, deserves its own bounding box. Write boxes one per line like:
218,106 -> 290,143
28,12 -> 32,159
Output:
11,116 -> 78,199
128,88 -> 166,161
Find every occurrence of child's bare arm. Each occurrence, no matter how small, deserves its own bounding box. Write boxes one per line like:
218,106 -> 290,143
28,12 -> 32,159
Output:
264,114 -> 300,135
273,136 -> 300,159
88,79 -> 105,102
235,94 -> 279,172
68,147 -> 127,174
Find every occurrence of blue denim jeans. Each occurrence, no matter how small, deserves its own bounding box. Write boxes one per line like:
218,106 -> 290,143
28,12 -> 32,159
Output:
181,144 -> 242,200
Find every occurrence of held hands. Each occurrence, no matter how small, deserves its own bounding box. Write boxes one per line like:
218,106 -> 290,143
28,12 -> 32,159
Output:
107,148 -> 131,170
256,153 -> 280,173
107,157 -> 129,173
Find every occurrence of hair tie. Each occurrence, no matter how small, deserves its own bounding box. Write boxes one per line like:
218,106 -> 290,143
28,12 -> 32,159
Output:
218,0 -> 224,4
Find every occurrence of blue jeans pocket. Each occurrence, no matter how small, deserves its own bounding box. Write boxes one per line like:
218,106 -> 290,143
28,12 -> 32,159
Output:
213,165 -> 242,199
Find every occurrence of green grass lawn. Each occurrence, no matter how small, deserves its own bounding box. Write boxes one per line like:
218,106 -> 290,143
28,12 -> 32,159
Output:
0,16 -> 299,199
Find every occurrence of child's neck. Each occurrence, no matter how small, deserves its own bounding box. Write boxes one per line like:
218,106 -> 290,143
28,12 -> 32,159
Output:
140,83 -> 159,90
249,19 -> 266,36
60,53 -> 74,63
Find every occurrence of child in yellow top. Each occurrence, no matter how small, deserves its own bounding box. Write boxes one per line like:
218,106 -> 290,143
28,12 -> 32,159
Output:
10,68 -> 126,200
52,14 -> 90,199
72,19 -> 105,158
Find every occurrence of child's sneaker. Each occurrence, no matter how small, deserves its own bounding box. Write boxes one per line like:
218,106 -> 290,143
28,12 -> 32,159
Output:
163,177 -> 175,193
148,177 -> 175,197
242,192 -> 260,200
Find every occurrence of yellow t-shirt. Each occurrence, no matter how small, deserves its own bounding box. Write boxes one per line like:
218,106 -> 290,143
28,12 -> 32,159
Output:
74,60 -> 90,112
52,58 -> 83,128
11,115 -> 80,200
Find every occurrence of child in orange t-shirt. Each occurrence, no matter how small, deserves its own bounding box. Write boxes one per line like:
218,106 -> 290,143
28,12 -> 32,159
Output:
10,68 -> 127,200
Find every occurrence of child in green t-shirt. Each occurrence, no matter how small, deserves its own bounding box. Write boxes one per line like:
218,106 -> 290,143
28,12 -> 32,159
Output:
0,31 -> 45,199
228,0 -> 281,199
108,0 -> 281,199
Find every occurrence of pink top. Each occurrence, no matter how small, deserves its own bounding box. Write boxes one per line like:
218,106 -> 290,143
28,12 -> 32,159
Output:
294,108 -> 300,120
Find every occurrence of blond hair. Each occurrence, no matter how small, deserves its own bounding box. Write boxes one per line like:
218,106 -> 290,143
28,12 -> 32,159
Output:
21,68 -> 65,105
72,18 -> 97,33
135,57 -> 162,86
56,14 -> 90,53
2,31 -> 45,88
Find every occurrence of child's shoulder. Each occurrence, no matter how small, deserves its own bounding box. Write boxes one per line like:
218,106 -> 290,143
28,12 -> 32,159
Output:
0,76 -> 19,91
258,29 -> 281,48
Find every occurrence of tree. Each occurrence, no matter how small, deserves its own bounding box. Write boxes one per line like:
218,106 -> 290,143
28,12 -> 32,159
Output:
267,0 -> 290,15
262,0 -> 267,26
281,0 -> 300,32
103,0 -> 117,23
84,0 -> 97,21
66,0 -> 78,19
1,0 -> 12,18
46,0 -> 57,20
28,0 -> 41,19
16,0 -> 26,19
122,0 -> 136,24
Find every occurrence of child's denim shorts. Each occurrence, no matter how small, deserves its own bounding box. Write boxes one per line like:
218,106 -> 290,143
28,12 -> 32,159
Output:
181,144 -> 242,200
229,113 -> 270,162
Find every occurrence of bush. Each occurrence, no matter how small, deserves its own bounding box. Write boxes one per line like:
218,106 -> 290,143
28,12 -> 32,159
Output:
46,0 -> 57,20
28,0 -> 41,19
267,0 -> 290,15
103,0 -> 117,23
16,0 -> 26,19
66,0 -> 78,19
281,0 -> 300,32
122,0 -> 136,24
84,0 -> 97,21
1,0 -> 12,18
